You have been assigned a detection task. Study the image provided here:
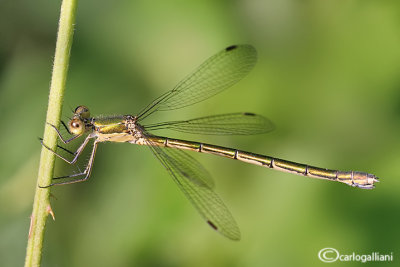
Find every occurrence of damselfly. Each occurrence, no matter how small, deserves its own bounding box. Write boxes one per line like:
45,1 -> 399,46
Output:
41,45 -> 379,240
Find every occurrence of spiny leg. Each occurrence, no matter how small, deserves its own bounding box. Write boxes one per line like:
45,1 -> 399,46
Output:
39,138 -> 74,155
60,120 -> 71,135
40,134 -> 93,164
40,141 -> 99,187
47,122 -> 82,144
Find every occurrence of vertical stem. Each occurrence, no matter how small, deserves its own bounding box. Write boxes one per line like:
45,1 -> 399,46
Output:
24,0 -> 77,266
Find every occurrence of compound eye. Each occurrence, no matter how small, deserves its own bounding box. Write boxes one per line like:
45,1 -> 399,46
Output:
68,118 -> 85,135
74,105 -> 90,119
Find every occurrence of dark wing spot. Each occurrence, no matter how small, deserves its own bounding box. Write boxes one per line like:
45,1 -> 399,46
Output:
207,220 -> 218,230
243,112 -> 255,116
225,45 -> 238,52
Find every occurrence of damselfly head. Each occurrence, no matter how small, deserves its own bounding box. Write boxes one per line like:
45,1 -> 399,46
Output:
74,105 -> 90,119
68,106 -> 90,135
68,117 -> 85,135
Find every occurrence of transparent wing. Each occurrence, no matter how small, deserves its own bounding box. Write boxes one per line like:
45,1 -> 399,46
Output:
145,136 -> 241,240
143,112 -> 274,135
150,142 -> 215,188
137,45 -> 257,120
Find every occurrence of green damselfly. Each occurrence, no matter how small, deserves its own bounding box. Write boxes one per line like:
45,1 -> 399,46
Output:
41,45 -> 379,240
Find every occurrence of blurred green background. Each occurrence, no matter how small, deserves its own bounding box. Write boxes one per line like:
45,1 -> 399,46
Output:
1,0 -> 400,266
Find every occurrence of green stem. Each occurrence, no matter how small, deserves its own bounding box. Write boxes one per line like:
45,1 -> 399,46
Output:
24,0 -> 77,266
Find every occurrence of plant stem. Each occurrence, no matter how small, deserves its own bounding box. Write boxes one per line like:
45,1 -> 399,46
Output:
24,0 -> 77,266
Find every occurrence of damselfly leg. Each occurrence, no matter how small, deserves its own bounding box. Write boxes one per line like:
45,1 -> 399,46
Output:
40,124 -> 98,187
